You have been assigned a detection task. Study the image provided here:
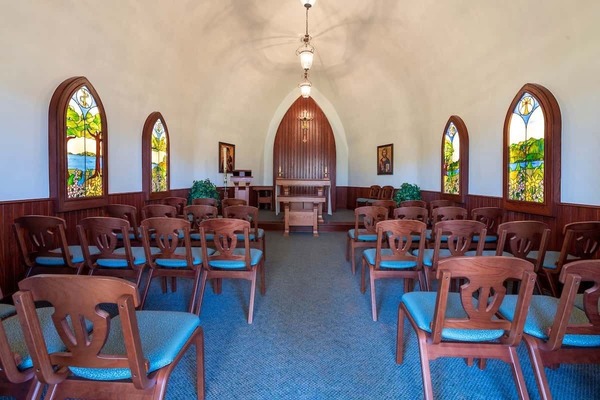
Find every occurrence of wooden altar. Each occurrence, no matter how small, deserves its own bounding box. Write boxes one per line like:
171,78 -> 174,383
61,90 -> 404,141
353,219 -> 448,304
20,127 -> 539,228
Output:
275,178 -> 331,236
230,176 -> 252,204
275,178 -> 331,222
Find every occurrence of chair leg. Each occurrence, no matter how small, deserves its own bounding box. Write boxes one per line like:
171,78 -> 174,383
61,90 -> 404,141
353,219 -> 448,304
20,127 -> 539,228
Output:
260,260 -> 266,295
416,331 -> 434,400
396,305 -> 406,364
248,271 -> 257,324
195,270 -> 208,316
360,258 -> 367,294
140,269 -> 155,309
507,346 -> 531,400
351,244 -> 357,275
171,276 -> 178,292
524,336 -> 551,400
189,271 -> 202,314
196,330 -> 206,400
370,267 -> 377,321
418,270 -> 427,292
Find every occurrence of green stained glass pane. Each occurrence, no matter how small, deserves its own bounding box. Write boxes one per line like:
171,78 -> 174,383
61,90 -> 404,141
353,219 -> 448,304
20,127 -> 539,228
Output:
443,122 -> 460,194
508,93 -> 545,202
65,86 -> 103,198
151,119 -> 168,192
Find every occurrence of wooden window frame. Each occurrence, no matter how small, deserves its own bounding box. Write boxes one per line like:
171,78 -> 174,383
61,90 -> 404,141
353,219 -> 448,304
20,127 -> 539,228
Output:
440,115 -> 469,203
502,83 -> 561,216
142,112 -> 171,200
49,76 -> 109,212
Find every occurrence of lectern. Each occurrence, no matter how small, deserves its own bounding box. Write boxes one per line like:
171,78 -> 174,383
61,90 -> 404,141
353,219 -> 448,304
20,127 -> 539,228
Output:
230,170 -> 252,204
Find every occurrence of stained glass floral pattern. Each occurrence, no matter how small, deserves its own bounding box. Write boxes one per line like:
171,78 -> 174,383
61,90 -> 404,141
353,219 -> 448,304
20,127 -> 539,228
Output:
507,93 -> 545,202
65,86 -> 103,198
151,119 -> 168,192
443,122 -> 460,194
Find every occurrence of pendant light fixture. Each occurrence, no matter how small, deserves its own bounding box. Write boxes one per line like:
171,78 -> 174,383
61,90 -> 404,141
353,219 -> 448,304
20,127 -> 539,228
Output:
296,0 -> 317,98
299,71 -> 312,98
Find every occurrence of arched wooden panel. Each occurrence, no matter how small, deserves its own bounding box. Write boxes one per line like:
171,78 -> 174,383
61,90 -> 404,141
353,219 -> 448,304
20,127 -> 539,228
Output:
273,97 -> 336,211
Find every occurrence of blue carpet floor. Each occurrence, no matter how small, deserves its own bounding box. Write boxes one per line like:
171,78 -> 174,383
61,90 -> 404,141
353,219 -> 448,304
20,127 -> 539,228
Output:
20,232 -> 598,399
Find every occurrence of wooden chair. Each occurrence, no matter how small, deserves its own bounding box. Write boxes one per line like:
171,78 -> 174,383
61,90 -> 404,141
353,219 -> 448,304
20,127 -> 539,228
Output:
419,219 -> 486,290
347,206 -> 388,275
426,206 -> 468,247
497,260 -> 600,400
105,204 -> 142,245
371,199 -> 396,217
400,200 -> 426,208
140,217 -> 207,313
355,185 -> 381,208
377,185 -> 395,201
192,197 -> 218,207
397,256 -> 536,400
197,218 -> 265,323
223,205 -> 266,259
141,204 -> 178,220
77,217 -> 149,287
472,207 -> 504,249
163,196 -> 188,217
428,199 -> 453,220
496,221 -> 551,294
184,204 -> 219,246
361,219 -> 427,321
13,274 -> 204,400
541,221 -> 600,297
221,198 -> 247,209
393,206 -> 429,223
14,215 -> 86,276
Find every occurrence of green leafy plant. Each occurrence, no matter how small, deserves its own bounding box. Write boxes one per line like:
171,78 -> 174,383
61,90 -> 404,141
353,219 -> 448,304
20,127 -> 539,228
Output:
188,179 -> 220,205
393,182 -> 422,203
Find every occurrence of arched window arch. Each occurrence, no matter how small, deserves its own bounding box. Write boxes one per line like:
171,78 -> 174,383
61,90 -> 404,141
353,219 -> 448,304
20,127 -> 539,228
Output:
440,115 -> 469,203
503,83 -> 561,216
49,76 -> 108,212
142,112 -> 170,199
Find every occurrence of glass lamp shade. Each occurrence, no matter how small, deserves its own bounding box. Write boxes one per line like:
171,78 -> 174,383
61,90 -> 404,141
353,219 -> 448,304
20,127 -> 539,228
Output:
299,80 -> 312,98
299,48 -> 314,70
300,0 -> 317,7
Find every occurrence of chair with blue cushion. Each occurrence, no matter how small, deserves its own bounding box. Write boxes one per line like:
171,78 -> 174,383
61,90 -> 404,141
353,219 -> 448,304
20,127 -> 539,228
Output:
400,200 -> 427,208
140,217 -> 210,314
192,197 -> 218,207
347,206 -> 388,275
397,256 -> 536,400
426,206 -> 467,247
13,274 -> 204,400
141,204 -> 178,220
223,205 -> 266,260
394,206 -> 429,249
419,219 -> 486,291
355,185 -> 381,208
371,199 -> 397,217
105,204 -> 142,245
221,198 -> 247,210
497,221 -> 551,294
197,218 -> 265,323
498,259 -> 600,400
361,219 -> 427,321
427,199 -> 453,226
77,217 -> 151,287
163,196 -> 188,217
14,215 -> 87,277
472,207 -> 504,250
184,204 -> 218,247
541,221 -> 600,297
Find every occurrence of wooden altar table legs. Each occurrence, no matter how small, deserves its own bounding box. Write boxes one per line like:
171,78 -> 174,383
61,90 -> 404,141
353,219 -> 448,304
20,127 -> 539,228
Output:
284,202 -> 320,237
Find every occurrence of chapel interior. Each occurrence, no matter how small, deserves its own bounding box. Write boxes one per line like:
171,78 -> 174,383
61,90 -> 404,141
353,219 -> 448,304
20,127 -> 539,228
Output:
0,1 -> 599,399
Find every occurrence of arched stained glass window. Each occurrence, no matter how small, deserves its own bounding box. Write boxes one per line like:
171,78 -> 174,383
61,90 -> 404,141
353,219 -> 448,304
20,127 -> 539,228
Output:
440,116 -> 468,203
503,83 -> 561,216
49,77 -> 108,212
142,112 -> 170,199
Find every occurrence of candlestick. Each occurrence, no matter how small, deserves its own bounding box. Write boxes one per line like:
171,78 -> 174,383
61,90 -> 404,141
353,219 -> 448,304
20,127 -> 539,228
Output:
324,166 -> 328,174
222,147 -> 227,173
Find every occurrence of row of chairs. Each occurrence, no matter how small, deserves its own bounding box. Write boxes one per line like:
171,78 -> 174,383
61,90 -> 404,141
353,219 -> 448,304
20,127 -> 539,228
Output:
355,185 -> 395,207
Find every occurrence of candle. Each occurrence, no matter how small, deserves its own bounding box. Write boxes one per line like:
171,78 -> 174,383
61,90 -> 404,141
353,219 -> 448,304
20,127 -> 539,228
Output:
278,166 -> 282,174
223,147 -> 227,173
324,166 -> 328,174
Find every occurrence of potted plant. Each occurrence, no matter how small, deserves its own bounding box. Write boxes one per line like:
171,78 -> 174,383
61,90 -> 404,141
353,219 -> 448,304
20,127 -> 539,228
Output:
393,182 -> 422,204
188,179 -> 220,205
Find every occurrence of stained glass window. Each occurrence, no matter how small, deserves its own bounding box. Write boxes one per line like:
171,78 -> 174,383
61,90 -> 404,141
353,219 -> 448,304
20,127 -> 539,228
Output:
440,116 -> 468,202
502,83 -> 561,216
66,86 -> 103,198
49,77 -> 108,212
151,119 -> 168,192
142,112 -> 170,199
443,122 -> 460,195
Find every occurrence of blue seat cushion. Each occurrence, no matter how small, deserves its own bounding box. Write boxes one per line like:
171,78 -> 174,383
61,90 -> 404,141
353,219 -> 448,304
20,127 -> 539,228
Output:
235,229 -> 265,241
155,247 -> 215,268
574,294 -> 600,312
190,233 -> 215,241
463,250 -> 513,257
208,248 -> 263,269
39,246 -> 100,266
363,249 -> 417,269
70,310 -> 200,381
151,230 -> 185,240
96,247 -> 160,268
0,304 -> 16,319
115,227 -> 141,241
529,250 -> 578,270
402,292 -> 505,342
413,249 -> 452,267
348,229 -> 377,241
356,197 -> 371,203
425,229 -> 449,242
472,234 -> 496,243
3,307 -> 73,370
499,295 -> 600,347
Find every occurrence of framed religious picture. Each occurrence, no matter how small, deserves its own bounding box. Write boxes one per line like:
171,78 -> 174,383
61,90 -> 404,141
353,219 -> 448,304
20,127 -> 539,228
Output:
218,142 -> 235,173
377,143 -> 393,175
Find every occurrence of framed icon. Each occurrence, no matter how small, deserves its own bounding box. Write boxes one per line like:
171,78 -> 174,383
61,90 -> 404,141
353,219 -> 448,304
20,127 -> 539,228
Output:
219,142 -> 235,173
377,143 -> 393,175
